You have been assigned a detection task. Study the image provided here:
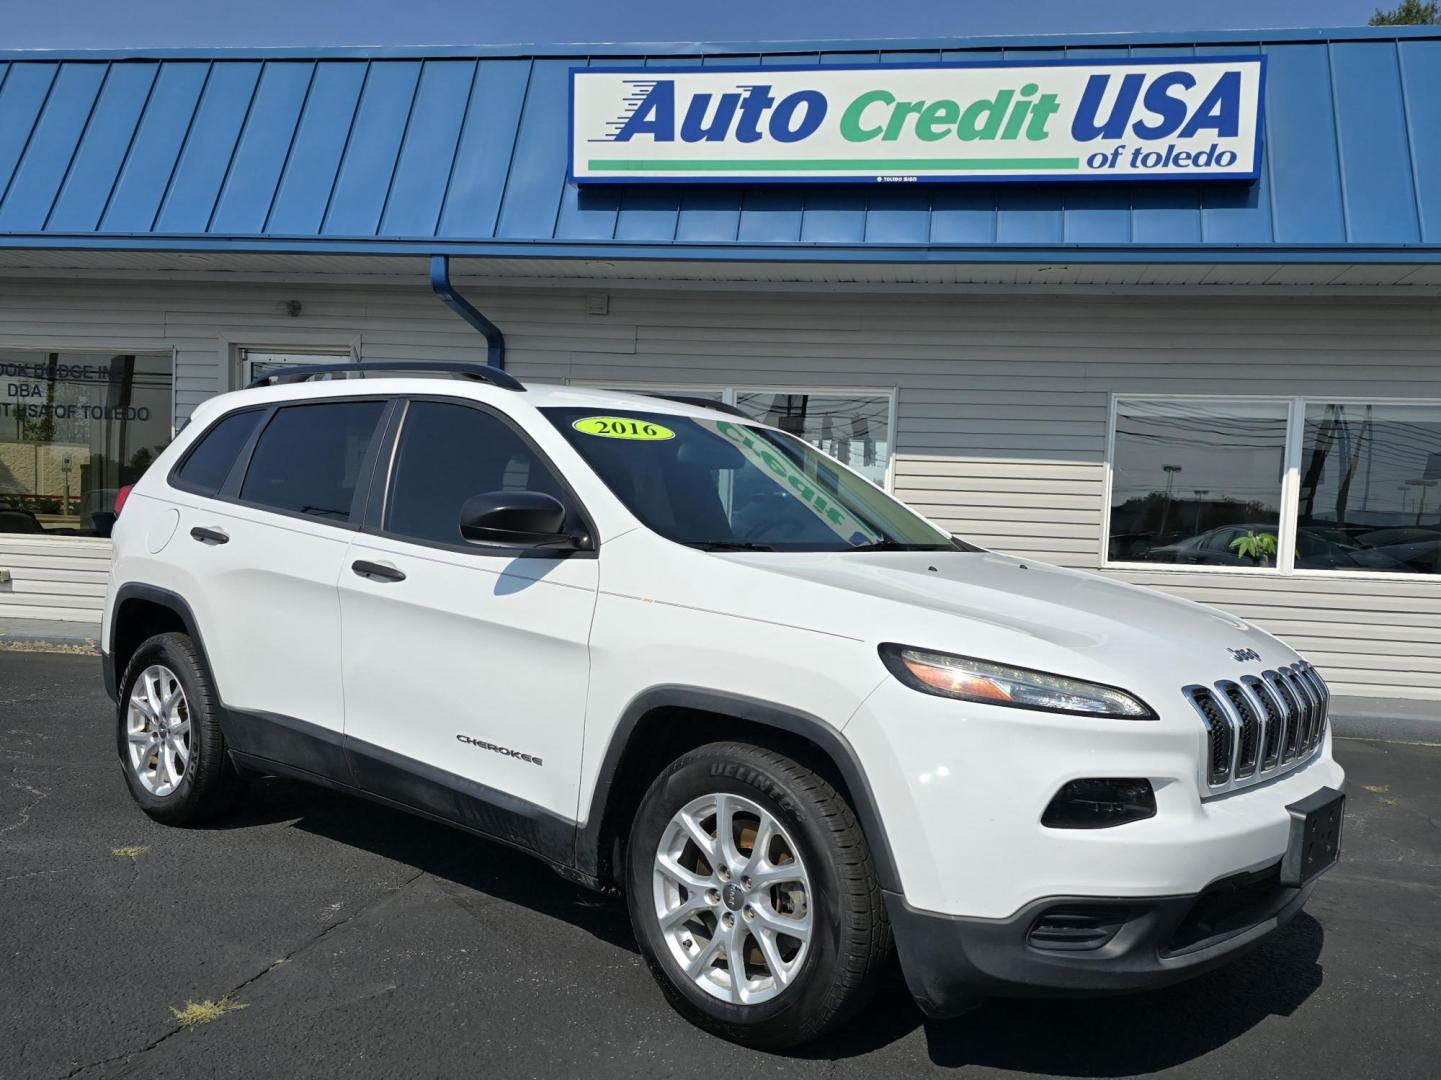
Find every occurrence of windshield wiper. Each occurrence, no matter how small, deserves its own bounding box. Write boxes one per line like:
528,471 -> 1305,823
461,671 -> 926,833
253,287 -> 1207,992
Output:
681,541 -> 777,552
847,539 -> 959,552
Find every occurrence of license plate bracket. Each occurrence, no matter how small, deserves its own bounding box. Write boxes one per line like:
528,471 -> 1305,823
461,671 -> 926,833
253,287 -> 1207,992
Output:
1281,786 -> 1344,887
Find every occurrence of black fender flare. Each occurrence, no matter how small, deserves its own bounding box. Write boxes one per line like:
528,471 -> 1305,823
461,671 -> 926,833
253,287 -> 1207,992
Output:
106,584 -> 217,703
575,685 -> 901,893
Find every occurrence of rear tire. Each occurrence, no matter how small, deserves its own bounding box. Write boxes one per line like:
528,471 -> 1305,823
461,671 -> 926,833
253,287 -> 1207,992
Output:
117,632 -> 241,826
626,741 -> 891,1050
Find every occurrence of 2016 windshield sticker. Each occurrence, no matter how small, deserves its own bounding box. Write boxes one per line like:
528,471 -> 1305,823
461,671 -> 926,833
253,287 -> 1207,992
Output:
573,416 -> 676,440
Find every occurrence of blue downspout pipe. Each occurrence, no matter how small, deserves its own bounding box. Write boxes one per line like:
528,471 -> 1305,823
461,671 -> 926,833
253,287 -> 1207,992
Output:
429,255 -> 506,370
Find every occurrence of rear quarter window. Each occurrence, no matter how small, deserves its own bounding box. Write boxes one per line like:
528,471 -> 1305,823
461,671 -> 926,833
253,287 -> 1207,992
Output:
171,409 -> 266,496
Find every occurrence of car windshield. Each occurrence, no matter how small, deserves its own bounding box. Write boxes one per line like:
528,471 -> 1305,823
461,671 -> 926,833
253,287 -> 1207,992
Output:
544,407 -> 964,552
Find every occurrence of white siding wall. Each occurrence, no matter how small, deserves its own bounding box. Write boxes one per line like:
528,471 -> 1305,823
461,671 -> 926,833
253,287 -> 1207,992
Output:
1,277 -> 1437,697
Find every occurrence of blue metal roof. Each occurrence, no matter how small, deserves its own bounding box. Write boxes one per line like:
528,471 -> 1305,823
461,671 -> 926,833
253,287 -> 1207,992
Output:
1,27 -> 1439,264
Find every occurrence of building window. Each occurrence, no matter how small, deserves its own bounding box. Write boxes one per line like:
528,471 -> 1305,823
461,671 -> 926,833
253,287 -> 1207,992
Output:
0,351 -> 173,538
1298,403 -> 1441,574
1107,397 -> 1441,576
1108,399 -> 1289,566
578,382 -> 895,489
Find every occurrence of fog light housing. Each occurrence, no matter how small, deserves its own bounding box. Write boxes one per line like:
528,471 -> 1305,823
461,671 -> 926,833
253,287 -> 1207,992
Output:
1028,905 -> 1140,951
1042,778 -> 1156,829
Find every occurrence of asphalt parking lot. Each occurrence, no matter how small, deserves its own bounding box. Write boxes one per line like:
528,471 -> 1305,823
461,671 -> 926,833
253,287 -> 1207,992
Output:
2,651 -> 1439,1080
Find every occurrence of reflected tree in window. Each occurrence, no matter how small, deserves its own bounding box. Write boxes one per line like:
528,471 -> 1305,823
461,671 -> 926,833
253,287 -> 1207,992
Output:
1109,400 -> 1288,567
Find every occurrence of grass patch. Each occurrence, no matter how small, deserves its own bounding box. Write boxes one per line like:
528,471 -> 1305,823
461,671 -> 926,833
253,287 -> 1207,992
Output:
0,641 -> 98,655
171,999 -> 248,1027
112,845 -> 148,858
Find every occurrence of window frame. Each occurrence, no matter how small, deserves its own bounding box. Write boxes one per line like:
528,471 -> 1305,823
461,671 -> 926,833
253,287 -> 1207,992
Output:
361,394 -> 599,560
176,397 -> 395,533
166,404 -> 271,498
1102,393 -> 1441,582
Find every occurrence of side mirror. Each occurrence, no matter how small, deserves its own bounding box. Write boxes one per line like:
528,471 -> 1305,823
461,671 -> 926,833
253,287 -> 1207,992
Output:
458,491 -> 582,550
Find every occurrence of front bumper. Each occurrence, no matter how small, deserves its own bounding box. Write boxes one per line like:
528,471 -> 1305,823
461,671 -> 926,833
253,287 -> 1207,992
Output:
888,861 -> 1317,1017
844,678 -> 1346,916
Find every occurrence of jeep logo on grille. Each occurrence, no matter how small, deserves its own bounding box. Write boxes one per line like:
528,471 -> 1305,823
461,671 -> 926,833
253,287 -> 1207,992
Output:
1229,647 -> 1262,662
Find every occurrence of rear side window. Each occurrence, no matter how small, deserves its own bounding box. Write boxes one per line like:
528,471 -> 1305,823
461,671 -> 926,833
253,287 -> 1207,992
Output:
385,400 -> 572,546
240,401 -> 386,523
173,409 -> 265,495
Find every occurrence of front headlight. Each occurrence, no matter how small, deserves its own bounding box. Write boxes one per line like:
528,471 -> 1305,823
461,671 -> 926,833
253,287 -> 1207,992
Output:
879,645 -> 1156,720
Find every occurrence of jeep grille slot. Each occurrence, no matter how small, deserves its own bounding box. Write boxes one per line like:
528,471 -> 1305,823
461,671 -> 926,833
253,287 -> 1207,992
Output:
1242,675 -> 1285,770
1297,664 -> 1330,751
1267,671 -> 1304,762
1184,663 -> 1328,793
1187,687 -> 1234,786
1219,682 -> 1262,777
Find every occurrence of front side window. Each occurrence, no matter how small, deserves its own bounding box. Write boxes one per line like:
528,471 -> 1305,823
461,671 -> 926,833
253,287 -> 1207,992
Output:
1108,400 -> 1288,567
384,401 -> 574,547
1298,403 -> 1441,574
239,400 -> 385,523
546,407 -> 955,552
0,350 -> 172,537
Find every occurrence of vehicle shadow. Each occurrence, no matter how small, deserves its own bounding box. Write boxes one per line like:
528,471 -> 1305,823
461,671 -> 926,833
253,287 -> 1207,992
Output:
208,774 -> 638,954
212,775 -> 1327,1073
803,913 -> 1327,1071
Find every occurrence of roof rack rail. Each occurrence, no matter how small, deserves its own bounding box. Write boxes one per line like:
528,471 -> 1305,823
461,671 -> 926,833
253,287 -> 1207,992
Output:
246,361 -> 525,392
644,393 -> 750,418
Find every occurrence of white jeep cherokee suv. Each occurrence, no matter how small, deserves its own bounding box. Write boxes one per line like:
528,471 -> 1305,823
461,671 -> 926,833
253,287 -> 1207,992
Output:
102,362 -> 1344,1049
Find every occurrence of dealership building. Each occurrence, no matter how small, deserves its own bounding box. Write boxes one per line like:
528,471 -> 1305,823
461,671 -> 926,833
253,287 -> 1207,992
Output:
2,26 -> 1440,698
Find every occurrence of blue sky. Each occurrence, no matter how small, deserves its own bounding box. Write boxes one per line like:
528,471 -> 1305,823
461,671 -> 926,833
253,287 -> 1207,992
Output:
4,1 -> 1391,50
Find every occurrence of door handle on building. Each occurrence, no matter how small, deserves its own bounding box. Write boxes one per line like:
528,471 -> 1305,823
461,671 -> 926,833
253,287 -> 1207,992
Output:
352,559 -> 406,583
190,526 -> 229,545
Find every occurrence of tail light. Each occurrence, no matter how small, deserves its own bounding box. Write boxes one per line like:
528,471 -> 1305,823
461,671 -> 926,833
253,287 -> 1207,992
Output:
114,485 -> 134,516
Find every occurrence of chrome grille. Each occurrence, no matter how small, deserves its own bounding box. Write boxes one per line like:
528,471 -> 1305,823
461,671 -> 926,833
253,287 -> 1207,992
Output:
1184,663 -> 1329,792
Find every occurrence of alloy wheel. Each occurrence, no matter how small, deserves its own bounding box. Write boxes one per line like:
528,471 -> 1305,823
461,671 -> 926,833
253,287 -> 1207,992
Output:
125,664 -> 191,798
652,792 -> 813,1005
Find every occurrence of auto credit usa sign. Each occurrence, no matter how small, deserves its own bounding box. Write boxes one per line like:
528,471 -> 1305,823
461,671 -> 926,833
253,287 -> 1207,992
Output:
570,57 -> 1265,184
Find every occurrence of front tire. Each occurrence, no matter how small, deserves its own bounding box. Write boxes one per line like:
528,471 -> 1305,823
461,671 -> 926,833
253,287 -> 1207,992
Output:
626,741 -> 891,1050
117,632 -> 240,826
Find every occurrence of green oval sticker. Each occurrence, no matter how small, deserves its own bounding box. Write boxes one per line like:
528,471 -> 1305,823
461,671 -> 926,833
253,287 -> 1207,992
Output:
573,416 -> 675,441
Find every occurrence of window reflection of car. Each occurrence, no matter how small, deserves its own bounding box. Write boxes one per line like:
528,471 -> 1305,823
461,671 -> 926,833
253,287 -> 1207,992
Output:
1141,524 -> 1414,571
1351,527 -> 1441,574
0,504 -> 47,534
1141,525 -> 1264,566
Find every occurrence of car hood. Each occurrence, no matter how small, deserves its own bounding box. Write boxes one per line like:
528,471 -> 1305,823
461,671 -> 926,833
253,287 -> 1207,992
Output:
714,548 -> 1290,685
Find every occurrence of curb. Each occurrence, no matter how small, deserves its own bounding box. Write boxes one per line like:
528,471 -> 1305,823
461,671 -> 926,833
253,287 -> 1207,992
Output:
0,623 -> 101,654
1330,696 -> 1441,745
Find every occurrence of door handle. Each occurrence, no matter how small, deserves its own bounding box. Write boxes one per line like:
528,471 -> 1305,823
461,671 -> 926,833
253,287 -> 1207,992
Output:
190,526 -> 229,545
352,559 -> 406,583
